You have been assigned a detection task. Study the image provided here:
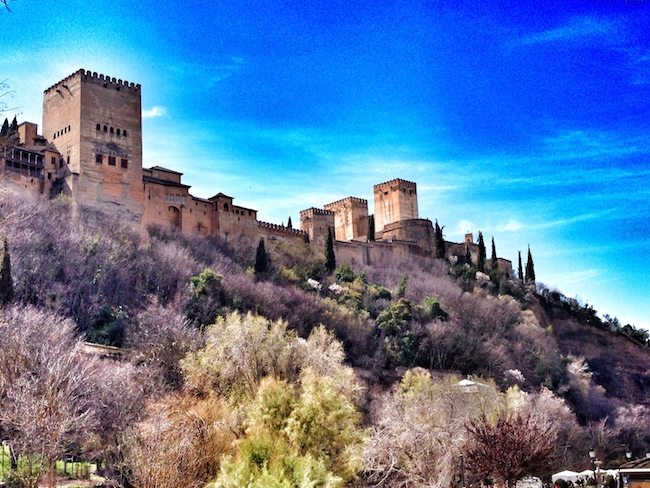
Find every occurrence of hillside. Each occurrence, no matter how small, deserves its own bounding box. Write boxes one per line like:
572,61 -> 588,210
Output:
0,188 -> 649,488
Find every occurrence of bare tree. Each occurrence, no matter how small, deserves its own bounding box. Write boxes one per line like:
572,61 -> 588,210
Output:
465,410 -> 557,487
0,305 -> 97,488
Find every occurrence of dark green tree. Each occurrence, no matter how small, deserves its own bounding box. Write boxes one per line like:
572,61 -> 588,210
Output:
0,237 -> 14,306
0,118 -> 8,137
287,216 -> 292,229
325,227 -> 336,273
477,231 -> 486,273
434,219 -> 446,259
525,246 -> 535,283
367,214 -> 375,242
254,237 -> 269,275
465,242 -> 472,266
518,251 -> 524,281
490,237 -> 498,271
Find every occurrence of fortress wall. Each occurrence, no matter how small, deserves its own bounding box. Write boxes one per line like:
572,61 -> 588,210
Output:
257,221 -> 309,244
378,218 -> 434,253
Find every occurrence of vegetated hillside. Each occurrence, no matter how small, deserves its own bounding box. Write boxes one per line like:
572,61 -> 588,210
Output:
1,188 -> 649,487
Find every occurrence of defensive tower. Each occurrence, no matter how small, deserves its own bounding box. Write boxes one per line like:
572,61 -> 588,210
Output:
42,69 -> 144,219
323,196 -> 369,242
373,179 -> 418,233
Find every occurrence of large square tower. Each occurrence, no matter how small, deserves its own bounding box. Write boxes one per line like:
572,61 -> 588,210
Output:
373,179 -> 418,233
42,70 -> 144,220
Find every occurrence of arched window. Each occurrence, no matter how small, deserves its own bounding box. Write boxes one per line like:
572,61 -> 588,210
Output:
123,130 -> 128,137
224,203 -> 229,211
110,127 -> 114,134
116,129 -> 121,136
96,124 -> 101,131
104,125 -> 108,132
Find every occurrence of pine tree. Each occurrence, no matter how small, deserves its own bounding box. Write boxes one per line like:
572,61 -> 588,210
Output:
518,251 -> 524,281
525,246 -> 535,283
0,237 -> 14,306
287,216 -> 292,229
490,237 -> 498,271
254,238 -> 268,275
477,231 -> 486,273
367,214 -> 375,242
434,219 -> 446,259
325,226 -> 336,273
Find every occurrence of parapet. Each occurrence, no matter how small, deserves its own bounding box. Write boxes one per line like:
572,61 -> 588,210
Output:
258,220 -> 309,237
324,196 -> 368,209
373,178 -> 417,191
44,69 -> 141,94
300,207 -> 335,217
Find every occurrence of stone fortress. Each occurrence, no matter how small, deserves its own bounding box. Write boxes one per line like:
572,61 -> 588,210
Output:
1,70 -> 511,273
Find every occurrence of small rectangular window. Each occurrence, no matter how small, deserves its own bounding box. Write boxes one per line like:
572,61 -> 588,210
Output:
121,158 -> 128,169
51,156 -> 56,165
108,156 -> 116,166
95,154 -> 103,164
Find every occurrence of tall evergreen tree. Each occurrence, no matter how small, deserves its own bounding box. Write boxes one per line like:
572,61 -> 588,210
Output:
465,243 -> 472,266
525,246 -> 536,283
367,214 -> 375,242
254,238 -> 269,275
325,226 -> 336,273
434,219 -> 446,259
0,237 -> 13,306
0,118 -> 8,137
287,216 -> 292,229
490,237 -> 498,271
477,231 -> 486,273
518,251 -> 524,281
9,116 -> 17,134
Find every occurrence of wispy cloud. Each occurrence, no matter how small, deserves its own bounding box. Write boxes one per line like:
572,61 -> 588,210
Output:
518,16 -> 619,45
142,106 -> 167,119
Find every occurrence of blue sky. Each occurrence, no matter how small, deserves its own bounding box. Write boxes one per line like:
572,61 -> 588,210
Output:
2,0 -> 649,329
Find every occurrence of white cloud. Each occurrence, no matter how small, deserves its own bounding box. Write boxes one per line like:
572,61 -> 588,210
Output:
499,219 -> 523,232
518,16 -> 617,45
142,106 -> 167,119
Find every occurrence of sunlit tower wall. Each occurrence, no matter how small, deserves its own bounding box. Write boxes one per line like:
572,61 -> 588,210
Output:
373,178 -> 418,233
323,196 -> 369,241
42,69 -> 144,220
300,207 -> 335,253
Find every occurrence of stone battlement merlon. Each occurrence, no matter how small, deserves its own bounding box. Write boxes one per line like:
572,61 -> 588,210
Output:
323,196 -> 368,208
44,69 -> 141,94
373,178 -> 417,190
300,207 -> 335,216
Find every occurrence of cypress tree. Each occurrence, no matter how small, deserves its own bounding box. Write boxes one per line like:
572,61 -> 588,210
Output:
254,238 -> 268,275
325,226 -> 336,273
9,116 -> 17,134
287,216 -> 292,229
0,118 -> 8,138
518,251 -> 524,281
434,219 -> 446,259
525,246 -> 536,283
0,237 -> 14,306
367,214 -> 375,242
465,243 -> 472,266
477,231 -> 486,273
490,237 -> 498,271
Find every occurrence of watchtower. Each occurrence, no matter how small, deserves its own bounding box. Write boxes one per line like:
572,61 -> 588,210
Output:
300,207 -> 335,252
373,179 -> 418,233
324,196 -> 369,242
42,69 -> 144,220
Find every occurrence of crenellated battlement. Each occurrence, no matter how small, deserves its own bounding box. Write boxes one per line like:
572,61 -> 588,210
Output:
324,196 -> 368,209
44,69 -> 141,94
373,178 -> 417,191
300,207 -> 335,217
258,220 -> 308,237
